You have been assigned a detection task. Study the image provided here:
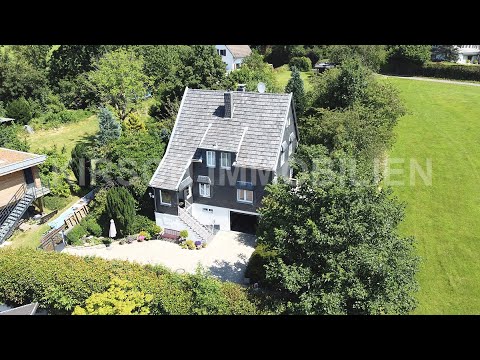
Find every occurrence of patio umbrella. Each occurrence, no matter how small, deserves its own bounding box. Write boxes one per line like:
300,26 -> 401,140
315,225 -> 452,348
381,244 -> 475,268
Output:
109,219 -> 117,239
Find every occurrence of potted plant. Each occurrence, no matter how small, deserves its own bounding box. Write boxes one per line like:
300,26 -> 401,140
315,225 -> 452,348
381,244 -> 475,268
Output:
195,240 -> 202,250
137,234 -> 145,242
103,238 -> 112,247
179,230 -> 189,241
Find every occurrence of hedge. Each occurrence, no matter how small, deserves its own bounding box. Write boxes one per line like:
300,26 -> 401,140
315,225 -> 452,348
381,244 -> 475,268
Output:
245,244 -> 277,285
382,61 -> 480,82
0,248 -> 259,315
289,56 -> 312,72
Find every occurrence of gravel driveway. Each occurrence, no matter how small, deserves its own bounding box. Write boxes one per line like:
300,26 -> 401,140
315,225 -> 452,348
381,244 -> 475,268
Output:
62,231 -> 256,284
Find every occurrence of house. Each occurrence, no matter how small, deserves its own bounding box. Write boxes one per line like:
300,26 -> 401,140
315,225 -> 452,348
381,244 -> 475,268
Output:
314,62 -> 336,73
0,302 -> 39,315
149,87 -> 299,239
456,45 -> 480,64
0,148 -> 50,244
215,45 -> 252,72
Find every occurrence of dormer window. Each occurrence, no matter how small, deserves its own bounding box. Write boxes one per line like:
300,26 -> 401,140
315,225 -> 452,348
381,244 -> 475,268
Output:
221,152 -> 231,169
206,151 -> 216,168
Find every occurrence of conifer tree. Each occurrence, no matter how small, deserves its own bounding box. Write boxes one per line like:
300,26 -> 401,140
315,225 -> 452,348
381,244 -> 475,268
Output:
285,67 -> 306,115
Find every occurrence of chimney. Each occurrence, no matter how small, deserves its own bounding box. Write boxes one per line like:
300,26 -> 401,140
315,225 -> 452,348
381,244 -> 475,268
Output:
224,92 -> 233,118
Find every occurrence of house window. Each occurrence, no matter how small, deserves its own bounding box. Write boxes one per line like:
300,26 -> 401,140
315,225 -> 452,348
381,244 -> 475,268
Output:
159,190 -> 172,205
206,151 -> 216,168
199,183 -> 211,197
288,115 -> 291,127
202,207 -> 213,213
289,142 -> 293,155
219,49 -> 226,56
237,189 -> 253,204
290,167 -> 294,179
221,152 -> 231,169
281,151 -> 285,166
184,185 -> 192,199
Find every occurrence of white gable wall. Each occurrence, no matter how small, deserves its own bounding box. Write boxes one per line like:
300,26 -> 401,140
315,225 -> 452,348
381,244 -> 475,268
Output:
215,45 -> 235,71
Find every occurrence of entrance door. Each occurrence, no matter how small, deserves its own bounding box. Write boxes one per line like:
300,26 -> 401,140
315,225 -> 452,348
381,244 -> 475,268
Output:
23,168 -> 35,189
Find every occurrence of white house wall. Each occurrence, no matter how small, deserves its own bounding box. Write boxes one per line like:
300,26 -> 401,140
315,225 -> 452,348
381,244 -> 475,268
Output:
154,212 -> 203,242
191,203 -> 258,232
215,45 -> 235,71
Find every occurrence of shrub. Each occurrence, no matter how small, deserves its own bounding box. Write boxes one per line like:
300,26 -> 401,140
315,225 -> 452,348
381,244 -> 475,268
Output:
131,215 -> 156,235
289,56 -> 312,72
180,230 -> 189,239
0,248 -> 258,315
152,225 -> 162,235
467,59 -> 471,64
105,187 -> 136,237
418,62 -> 480,81
103,238 -> 112,246
474,59 -> 479,65
44,195 -> 70,211
244,244 -> 277,285
6,97 -> 33,125
80,216 -> 102,237
66,225 -> 88,245
185,240 -> 195,250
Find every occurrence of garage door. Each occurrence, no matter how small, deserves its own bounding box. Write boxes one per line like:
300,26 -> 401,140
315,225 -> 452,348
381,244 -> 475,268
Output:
230,211 -> 258,234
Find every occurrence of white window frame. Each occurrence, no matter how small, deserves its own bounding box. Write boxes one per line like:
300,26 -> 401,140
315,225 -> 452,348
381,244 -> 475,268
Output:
220,152 -> 231,169
199,183 -> 211,198
289,142 -> 293,155
287,115 -> 291,127
281,151 -> 285,166
237,189 -> 253,204
159,190 -> 171,206
206,151 -> 216,168
184,185 -> 192,199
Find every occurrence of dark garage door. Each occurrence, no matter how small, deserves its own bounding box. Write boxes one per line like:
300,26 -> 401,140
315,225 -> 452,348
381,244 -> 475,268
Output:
230,211 -> 258,234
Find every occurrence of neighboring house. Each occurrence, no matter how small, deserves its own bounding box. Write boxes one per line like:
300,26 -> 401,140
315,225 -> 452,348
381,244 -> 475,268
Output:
149,88 -> 299,239
215,45 -> 252,72
0,302 -> 39,315
456,45 -> 480,63
0,148 -> 50,244
314,62 -> 336,73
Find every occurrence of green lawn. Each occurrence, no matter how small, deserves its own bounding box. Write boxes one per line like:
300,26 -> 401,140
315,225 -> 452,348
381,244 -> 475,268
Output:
274,66 -> 314,92
387,78 -> 480,314
26,115 -> 99,155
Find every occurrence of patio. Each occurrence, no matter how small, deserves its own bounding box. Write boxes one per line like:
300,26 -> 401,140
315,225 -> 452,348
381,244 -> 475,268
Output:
61,230 -> 256,284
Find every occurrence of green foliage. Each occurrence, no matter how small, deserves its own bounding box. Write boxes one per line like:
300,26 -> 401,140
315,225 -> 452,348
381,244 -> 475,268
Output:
105,187 -> 137,237
245,244 -> 277,285
30,109 -> 88,130
289,57 -> 312,72
66,224 -> 88,245
257,153 -> 419,314
38,145 -> 71,197
88,49 -> 152,120
72,277 -> 153,315
431,45 -> 459,62
80,215 -> 102,237
123,112 -> 146,132
227,51 -> 281,92
6,97 -> 33,125
10,45 -> 51,69
328,45 -> 387,71
385,45 -> 432,73
131,215 -> 157,235
152,225 -> 162,235
138,231 -> 151,240
43,195 -> 70,211
185,240 -> 195,250
0,124 -> 29,152
97,107 -> 121,146
57,73 -> 100,109
70,142 -> 92,187
285,67 -> 306,115
0,248 -> 257,315
416,62 -> 480,81
179,230 -> 189,239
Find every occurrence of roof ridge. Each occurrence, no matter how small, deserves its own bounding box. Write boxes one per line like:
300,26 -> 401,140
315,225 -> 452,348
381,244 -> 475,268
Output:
188,88 -> 290,96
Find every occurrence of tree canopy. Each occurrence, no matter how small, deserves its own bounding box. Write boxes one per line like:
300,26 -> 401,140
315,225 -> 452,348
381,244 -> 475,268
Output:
285,67 -> 306,115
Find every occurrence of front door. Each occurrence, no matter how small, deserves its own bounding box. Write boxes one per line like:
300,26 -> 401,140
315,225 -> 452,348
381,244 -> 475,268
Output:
23,168 -> 35,189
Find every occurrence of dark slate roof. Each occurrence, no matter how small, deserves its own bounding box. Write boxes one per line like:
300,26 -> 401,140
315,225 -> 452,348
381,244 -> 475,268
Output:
226,45 -> 252,59
149,88 -> 292,190
0,302 -> 38,315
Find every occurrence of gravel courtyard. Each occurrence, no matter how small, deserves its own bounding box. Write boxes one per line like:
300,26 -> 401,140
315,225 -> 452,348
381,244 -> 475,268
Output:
61,231 -> 256,284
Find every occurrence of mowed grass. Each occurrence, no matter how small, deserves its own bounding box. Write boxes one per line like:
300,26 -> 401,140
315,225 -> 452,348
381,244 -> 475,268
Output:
387,78 -> 480,314
274,66 -> 314,92
27,115 -> 99,155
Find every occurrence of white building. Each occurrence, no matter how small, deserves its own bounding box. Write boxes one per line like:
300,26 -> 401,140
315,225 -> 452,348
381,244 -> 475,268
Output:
456,45 -> 480,64
215,45 -> 252,72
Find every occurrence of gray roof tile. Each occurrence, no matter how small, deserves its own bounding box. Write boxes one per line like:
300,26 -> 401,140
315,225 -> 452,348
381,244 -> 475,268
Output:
149,88 -> 292,190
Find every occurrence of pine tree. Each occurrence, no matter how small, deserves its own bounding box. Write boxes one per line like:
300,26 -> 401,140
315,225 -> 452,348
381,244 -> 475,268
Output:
97,107 -> 121,146
285,67 -> 306,115
123,112 -> 146,132
106,187 -> 136,237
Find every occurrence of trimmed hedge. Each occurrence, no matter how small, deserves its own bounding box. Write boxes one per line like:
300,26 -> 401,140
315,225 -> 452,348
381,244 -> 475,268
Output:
245,244 -> 277,285
289,56 -> 312,72
0,248 -> 258,315
382,61 -> 480,82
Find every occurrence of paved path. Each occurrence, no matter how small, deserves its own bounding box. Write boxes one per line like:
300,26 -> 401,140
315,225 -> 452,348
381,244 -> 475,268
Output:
381,74 -> 480,87
62,230 -> 256,284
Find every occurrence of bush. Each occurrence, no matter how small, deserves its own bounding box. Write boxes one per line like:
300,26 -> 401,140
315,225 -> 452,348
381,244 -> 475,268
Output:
418,62 -> 480,81
131,215 -> 156,235
289,57 -> 312,72
6,97 -> 33,125
43,195 -> 70,211
474,59 -> 479,65
0,248 -> 258,315
106,187 -> 136,237
185,240 -> 195,250
66,224 -> 88,245
180,230 -> 189,239
139,230 -> 151,240
152,225 -> 162,235
80,216 -> 102,237
244,244 -> 277,285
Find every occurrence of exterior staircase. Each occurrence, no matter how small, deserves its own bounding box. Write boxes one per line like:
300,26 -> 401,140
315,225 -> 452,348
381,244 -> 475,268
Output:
178,203 -> 215,243
0,185 -> 35,244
